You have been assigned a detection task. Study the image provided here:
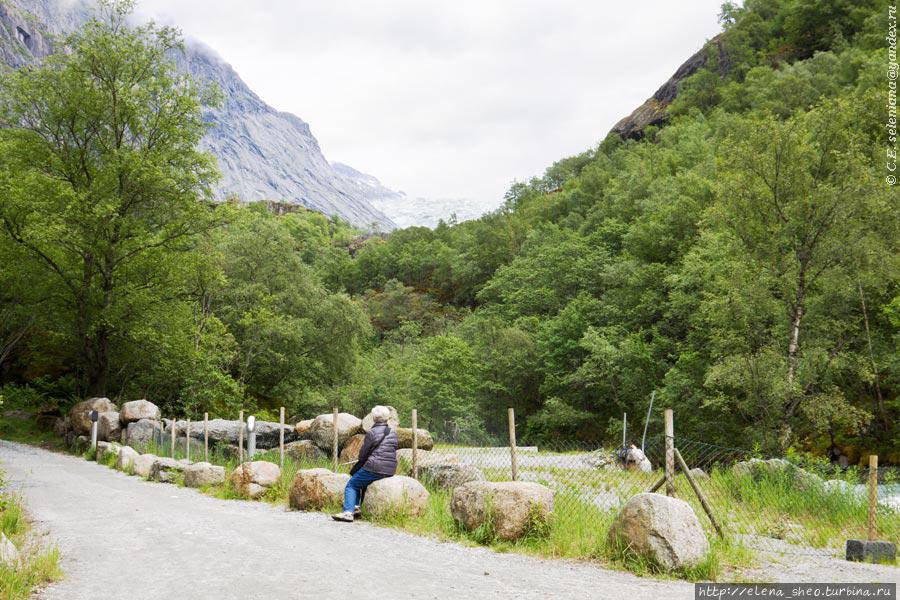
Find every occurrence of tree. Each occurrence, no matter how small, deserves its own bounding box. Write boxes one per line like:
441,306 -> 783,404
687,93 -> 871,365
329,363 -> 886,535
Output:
712,99 -> 889,448
0,1 -> 220,395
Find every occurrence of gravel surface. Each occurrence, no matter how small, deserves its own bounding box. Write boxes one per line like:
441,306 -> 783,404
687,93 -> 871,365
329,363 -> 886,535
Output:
0,441 -> 693,600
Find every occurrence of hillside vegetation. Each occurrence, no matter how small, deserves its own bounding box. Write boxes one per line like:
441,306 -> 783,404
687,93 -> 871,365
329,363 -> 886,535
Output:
0,0 -> 896,461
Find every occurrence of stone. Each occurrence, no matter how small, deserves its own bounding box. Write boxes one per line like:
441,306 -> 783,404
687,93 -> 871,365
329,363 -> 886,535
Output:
116,446 -> 140,471
583,451 -> 618,470
339,434 -> 367,463
732,458 -> 822,489
845,539 -> 897,563
364,476 -> 430,518
395,427 -> 434,450
607,493 -> 709,571
361,405 -> 400,432
119,400 -> 160,424
396,448 -> 458,468
294,419 -> 313,439
283,440 -> 326,463
97,411 -> 121,442
132,454 -> 157,478
96,441 -> 122,462
0,532 -> 18,567
184,462 -> 226,488
288,468 -> 350,510
123,419 -> 162,449
623,446 -> 652,472
67,397 -> 117,435
231,461 -> 281,497
309,413 -> 362,451
451,481 -> 554,541
149,457 -> 188,483
420,463 -> 485,489
173,419 -> 295,449
688,468 -> 709,480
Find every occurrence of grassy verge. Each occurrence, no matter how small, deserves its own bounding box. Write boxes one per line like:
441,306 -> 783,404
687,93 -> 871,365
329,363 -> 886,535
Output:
0,471 -> 62,600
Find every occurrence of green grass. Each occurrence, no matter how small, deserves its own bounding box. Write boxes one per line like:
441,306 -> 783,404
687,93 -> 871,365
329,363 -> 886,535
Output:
0,411 -> 65,451
0,471 -> 62,600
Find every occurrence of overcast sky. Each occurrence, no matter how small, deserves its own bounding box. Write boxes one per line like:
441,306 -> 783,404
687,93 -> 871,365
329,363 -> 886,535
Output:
135,0 -> 725,212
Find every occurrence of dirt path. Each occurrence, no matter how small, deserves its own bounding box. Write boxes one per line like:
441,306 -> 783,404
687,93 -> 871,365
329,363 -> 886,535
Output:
0,441 -> 693,600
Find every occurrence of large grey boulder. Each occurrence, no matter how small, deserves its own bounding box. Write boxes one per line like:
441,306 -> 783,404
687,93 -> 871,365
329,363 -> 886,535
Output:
395,427 -> 434,451
184,462 -> 226,488
68,397 -> 117,435
288,468 -> 350,510
361,406 -> 400,432
732,458 -> 822,489
421,463 -> 485,490
116,446 -> 140,472
309,413 -> 362,451
294,419 -> 313,440
364,476 -> 429,518
123,419 -> 162,448
607,493 -> 709,571
451,481 -> 554,541
96,441 -> 122,462
119,400 -> 160,424
231,461 -> 281,499
339,434 -> 366,463
97,411 -> 121,442
171,419 -> 295,449
284,440 -> 326,463
150,457 -> 188,483
133,454 -> 158,478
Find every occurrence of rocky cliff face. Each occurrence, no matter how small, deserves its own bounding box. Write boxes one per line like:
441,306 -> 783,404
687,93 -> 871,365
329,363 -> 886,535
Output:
610,35 -> 727,140
0,0 -> 395,230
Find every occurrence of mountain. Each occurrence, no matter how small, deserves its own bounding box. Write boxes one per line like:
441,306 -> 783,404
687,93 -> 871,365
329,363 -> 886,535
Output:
333,162 -> 490,229
0,0 -> 395,230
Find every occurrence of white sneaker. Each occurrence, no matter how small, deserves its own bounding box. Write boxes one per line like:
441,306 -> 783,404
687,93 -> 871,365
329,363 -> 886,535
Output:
331,511 -> 354,522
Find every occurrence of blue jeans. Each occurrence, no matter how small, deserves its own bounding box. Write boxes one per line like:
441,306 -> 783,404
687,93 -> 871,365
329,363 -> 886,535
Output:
343,468 -> 389,512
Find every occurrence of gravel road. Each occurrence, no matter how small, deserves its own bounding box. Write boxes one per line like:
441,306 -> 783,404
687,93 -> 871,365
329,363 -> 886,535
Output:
0,441 -> 693,600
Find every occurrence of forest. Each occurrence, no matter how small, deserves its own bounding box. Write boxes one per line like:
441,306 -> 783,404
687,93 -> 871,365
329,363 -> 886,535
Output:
0,0 -> 897,462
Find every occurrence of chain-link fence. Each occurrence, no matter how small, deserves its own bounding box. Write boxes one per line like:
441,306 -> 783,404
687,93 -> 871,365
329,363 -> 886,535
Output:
402,411 -> 900,559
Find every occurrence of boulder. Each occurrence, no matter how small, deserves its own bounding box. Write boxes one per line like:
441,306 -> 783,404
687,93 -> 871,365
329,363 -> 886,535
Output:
68,397 -> 117,435
284,440 -> 326,463
0,532 -> 18,567
396,448 -> 458,467
689,468 -> 709,481
96,441 -> 122,462
420,463 -> 485,489
607,493 -> 709,571
395,427 -> 434,450
133,454 -> 158,478
361,406 -> 400,432
123,419 -> 162,448
231,461 -> 281,498
116,446 -> 140,471
288,468 -> 350,510
364,476 -> 430,517
339,434 -> 366,463
451,481 -> 554,541
119,400 -> 160,424
309,413 -> 362,451
732,458 -> 822,489
623,446 -> 652,473
294,419 -> 314,439
184,462 -> 226,488
97,411 -> 122,442
173,419 -> 296,449
149,457 -> 187,483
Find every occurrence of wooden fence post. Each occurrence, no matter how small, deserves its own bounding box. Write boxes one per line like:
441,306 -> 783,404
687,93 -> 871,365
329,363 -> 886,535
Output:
665,409 -> 676,497
332,406 -> 339,472
508,407 -> 518,481
170,417 -> 176,459
204,412 -> 209,463
186,419 -> 191,462
868,454 -> 878,541
674,447 -> 723,538
279,406 -> 285,469
238,409 -> 244,464
412,409 -> 418,480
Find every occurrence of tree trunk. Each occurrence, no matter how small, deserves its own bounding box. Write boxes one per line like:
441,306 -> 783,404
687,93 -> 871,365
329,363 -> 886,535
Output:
782,266 -> 807,451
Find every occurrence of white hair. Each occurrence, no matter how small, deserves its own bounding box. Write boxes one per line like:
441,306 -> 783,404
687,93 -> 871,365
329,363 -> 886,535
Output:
371,405 -> 390,423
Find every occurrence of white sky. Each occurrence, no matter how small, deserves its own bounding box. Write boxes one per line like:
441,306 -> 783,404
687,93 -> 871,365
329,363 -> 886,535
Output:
135,0 -> 725,211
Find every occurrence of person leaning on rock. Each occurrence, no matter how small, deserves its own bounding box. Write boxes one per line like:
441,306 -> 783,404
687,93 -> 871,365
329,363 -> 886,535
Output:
332,405 -> 398,522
